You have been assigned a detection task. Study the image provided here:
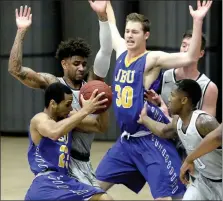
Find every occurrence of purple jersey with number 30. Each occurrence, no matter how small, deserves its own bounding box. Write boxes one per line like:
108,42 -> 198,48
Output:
112,51 -> 163,134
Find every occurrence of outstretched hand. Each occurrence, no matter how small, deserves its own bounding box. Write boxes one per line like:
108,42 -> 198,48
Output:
189,0 -> 212,20
88,0 -> 107,14
15,5 -> 32,29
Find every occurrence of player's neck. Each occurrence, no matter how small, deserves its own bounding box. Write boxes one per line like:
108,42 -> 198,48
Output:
44,108 -> 58,121
179,108 -> 194,126
63,76 -> 82,90
176,63 -> 200,80
127,47 -> 147,60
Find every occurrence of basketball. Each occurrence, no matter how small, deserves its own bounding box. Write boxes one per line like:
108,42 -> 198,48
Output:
79,80 -> 112,114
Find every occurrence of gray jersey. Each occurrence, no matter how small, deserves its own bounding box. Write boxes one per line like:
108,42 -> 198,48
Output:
57,78 -> 95,155
177,110 -> 222,180
161,69 -> 211,109
57,78 -> 99,188
183,174 -> 222,200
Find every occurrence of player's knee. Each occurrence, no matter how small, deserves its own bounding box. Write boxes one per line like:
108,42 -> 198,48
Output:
97,180 -> 114,191
155,197 -> 172,200
90,193 -> 113,200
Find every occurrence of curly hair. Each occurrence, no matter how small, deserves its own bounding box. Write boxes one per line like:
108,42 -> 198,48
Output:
55,38 -> 92,61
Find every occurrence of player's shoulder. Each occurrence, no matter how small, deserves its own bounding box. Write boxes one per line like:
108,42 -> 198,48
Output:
116,50 -> 128,61
195,111 -> 219,137
145,50 -> 168,68
206,80 -> 218,94
30,112 -> 49,126
198,74 -> 218,98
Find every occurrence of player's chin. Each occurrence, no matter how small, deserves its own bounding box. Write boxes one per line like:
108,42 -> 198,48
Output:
168,106 -> 174,114
126,43 -> 136,50
75,75 -> 84,80
61,113 -> 70,119
170,109 -> 177,115
127,46 -> 136,50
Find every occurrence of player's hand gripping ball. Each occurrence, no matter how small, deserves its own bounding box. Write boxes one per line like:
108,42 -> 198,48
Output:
79,80 -> 112,114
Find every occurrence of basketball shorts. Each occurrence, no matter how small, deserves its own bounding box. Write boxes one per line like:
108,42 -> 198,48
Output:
183,174 -> 222,200
96,134 -> 186,199
68,157 -> 100,188
25,171 -> 105,200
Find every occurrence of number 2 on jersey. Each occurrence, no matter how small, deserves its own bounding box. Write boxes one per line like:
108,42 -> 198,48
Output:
58,134 -> 69,168
58,145 -> 69,168
115,84 -> 133,108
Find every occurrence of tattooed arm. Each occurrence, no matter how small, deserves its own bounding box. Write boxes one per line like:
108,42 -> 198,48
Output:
8,6 -> 58,90
180,119 -> 221,185
196,113 -> 220,138
8,28 -> 58,89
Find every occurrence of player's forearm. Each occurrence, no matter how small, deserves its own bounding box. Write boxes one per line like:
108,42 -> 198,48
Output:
8,28 -> 27,75
97,111 -> 109,133
142,116 -> 170,138
93,19 -> 113,78
106,1 -> 126,54
75,111 -> 109,134
106,1 -> 116,25
50,108 -> 90,140
187,19 -> 203,63
185,124 -> 222,162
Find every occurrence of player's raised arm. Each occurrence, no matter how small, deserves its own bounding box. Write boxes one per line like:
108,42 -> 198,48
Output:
137,103 -> 178,139
88,0 -> 113,81
106,1 -> 126,58
33,89 -> 108,141
147,0 -> 212,70
8,6 -> 58,90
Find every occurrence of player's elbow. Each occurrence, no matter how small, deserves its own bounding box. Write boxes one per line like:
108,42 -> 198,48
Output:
8,64 -> 19,76
216,133 -> 222,143
101,48 -> 113,56
100,123 -> 108,134
95,122 -> 108,134
159,128 -> 166,138
160,127 -> 174,139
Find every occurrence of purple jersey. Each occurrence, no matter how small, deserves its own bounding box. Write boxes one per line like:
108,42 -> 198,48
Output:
112,51 -> 165,134
27,130 -> 72,176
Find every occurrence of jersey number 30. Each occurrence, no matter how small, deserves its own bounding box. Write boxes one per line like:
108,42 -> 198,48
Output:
115,84 -> 133,108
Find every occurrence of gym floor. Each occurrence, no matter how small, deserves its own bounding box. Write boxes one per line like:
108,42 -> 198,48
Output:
1,136 -> 152,200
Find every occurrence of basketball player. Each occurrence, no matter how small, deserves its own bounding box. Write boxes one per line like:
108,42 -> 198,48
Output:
8,5 -> 113,188
144,30 -> 218,117
89,0 -> 213,200
180,123 -> 222,185
25,82 -> 113,200
144,30 -> 218,166
137,79 -> 222,200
